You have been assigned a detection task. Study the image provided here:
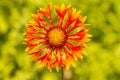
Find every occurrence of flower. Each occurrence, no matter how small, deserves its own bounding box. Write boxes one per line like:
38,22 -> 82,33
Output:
24,3 -> 91,72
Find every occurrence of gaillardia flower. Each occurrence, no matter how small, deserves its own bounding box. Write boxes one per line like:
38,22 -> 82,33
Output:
24,3 -> 91,71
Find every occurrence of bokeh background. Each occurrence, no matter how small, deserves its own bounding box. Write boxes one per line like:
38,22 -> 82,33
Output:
0,0 -> 120,80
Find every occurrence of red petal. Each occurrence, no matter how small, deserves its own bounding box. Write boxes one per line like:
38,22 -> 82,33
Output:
37,48 -> 53,61
29,45 -> 47,56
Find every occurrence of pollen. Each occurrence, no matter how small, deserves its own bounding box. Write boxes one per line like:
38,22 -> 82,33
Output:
47,28 -> 66,46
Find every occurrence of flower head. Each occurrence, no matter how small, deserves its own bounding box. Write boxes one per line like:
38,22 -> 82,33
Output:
24,3 -> 91,71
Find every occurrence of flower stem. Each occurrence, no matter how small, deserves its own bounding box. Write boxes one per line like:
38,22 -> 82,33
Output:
61,67 -> 64,80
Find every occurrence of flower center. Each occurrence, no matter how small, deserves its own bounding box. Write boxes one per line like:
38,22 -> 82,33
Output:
47,28 -> 66,47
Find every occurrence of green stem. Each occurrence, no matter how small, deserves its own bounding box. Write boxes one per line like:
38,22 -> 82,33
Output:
61,67 -> 64,80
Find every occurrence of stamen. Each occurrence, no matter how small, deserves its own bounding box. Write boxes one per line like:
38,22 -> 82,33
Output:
46,28 -> 66,47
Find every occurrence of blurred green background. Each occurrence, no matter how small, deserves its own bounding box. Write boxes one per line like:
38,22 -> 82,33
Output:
0,0 -> 120,80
